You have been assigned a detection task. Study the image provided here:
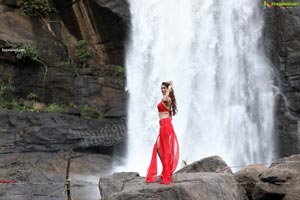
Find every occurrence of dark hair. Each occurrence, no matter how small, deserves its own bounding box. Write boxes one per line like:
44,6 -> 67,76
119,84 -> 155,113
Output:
161,82 -> 178,116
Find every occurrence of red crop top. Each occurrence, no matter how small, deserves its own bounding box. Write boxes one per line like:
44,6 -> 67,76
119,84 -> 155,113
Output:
157,100 -> 172,118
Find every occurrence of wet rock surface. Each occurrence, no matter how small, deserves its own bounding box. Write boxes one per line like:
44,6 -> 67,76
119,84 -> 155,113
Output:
0,151 -> 113,200
99,154 -> 300,200
0,109 -> 127,200
263,1 -> 300,157
236,154 -> 300,200
0,109 -> 127,153
99,172 -> 248,200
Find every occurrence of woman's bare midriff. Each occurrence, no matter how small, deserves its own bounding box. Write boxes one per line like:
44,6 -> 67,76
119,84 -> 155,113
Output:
159,111 -> 171,119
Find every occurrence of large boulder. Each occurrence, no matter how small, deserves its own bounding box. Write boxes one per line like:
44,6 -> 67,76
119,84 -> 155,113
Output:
99,172 -> 248,200
252,154 -> 300,200
176,155 -> 232,174
234,164 -> 268,200
233,154 -> 300,200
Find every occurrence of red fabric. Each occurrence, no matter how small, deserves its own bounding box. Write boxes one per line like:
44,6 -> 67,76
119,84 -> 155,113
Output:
157,101 -> 172,119
145,117 -> 179,184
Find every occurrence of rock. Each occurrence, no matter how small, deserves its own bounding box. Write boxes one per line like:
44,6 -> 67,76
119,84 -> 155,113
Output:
234,165 -> 268,200
1,0 -> 17,7
99,172 -> 248,200
263,1 -> 300,156
19,99 -> 47,111
0,0 -> 128,117
0,107 -> 126,200
94,0 -> 130,24
0,108 -> 127,153
0,151 -> 113,200
52,0 -> 129,66
252,154 -> 300,200
176,155 -> 232,174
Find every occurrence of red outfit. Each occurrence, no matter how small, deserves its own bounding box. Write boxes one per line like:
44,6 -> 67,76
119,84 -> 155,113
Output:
145,100 -> 179,184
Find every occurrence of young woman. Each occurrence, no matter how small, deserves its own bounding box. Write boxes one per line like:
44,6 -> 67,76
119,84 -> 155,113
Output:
145,80 -> 179,184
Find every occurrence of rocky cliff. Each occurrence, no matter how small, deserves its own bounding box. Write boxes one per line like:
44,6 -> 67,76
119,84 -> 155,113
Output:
263,0 -> 300,156
0,0 -> 129,117
0,0 -> 129,199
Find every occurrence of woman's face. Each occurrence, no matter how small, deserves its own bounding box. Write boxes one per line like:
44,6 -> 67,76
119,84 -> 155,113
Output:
161,84 -> 168,95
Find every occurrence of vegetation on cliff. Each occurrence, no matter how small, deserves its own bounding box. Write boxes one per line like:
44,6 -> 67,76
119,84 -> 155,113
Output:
16,0 -> 56,17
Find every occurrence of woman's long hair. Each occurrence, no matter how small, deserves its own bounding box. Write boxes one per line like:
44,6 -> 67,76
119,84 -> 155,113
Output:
162,82 -> 178,116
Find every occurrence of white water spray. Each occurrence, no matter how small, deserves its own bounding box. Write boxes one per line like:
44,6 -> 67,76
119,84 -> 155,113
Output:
124,0 -> 276,174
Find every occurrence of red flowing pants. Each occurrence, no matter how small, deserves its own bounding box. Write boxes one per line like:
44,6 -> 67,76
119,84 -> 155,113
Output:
145,118 -> 179,184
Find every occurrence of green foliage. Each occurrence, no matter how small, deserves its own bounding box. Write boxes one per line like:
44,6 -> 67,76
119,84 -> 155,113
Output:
64,35 -> 72,42
10,98 -> 37,112
0,74 -> 16,104
0,127 -> 8,133
55,61 -> 73,69
0,80 -> 105,119
77,104 -> 104,119
0,98 -> 8,109
17,0 -> 55,17
80,112 -> 91,119
112,65 -> 125,78
26,92 -> 38,100
75,40 -> 90,67
98,112 -> 104,120
11,99 -> 21,110
45,103 -> 66,112
15,44 -> 38,62
111,65 -> 126,84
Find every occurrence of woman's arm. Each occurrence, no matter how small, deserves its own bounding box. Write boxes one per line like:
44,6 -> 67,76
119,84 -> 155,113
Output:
162,88 -> 171,102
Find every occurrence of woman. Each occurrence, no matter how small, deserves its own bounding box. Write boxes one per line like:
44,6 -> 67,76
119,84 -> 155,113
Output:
145,80 -> 180,184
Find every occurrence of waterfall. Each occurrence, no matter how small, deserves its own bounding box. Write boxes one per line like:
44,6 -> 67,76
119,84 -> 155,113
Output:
123,0 -> 276,175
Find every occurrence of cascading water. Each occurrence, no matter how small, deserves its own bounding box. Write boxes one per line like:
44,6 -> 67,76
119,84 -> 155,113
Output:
123,0 -> 276,175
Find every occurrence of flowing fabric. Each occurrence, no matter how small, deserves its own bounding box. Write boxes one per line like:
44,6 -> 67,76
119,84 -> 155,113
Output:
145,117 -> 179,184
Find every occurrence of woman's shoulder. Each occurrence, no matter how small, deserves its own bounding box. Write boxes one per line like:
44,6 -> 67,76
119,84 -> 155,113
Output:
161,97 -> 172,103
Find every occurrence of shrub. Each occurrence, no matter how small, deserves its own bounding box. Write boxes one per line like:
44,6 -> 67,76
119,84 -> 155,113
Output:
45,103 -> 66,112
17,0 -> 55,17
26,92 -> 38,101
0,74 -> 16,102
11,99 -> 21,110
15,44 -> 38,62
111,65 -> 126,84
75,40 -> 90,67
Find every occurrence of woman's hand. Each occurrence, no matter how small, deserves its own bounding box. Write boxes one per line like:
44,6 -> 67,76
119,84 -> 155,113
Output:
168,80 -> 173,91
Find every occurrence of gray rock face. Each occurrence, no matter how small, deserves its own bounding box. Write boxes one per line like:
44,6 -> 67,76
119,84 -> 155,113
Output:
235,154 -> 300,200
11,64 -> 126,117
0,108 -> 126,200
0,0 -> 128,118
252,154 -> 300,200
0,109 -> 127,153
94,0 -> 130,24
52,0 -> 129,66
176,155 -> 232,174
234,165 -> 268,200
0,151 -> 113,200
99,172 -> 248,200
263,1 -> 300,156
